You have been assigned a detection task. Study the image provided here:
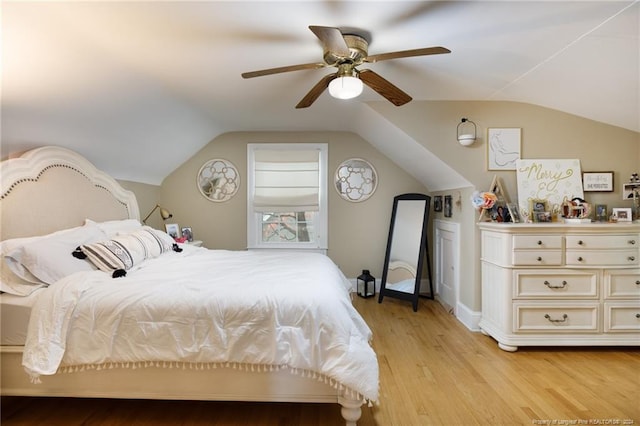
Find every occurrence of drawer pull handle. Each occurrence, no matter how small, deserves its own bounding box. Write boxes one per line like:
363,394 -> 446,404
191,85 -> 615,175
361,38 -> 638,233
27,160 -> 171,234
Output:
545,314 -> 568,323
629,256 -> 636,261
537,257 -> 542,262
629,240 -> 636,245
537,240 -> 543,245
578,240 -> 584,245
636,314 -> 640,319
636,280 -> 640,285
544,280 -> 567,289
577,257 -> 583,262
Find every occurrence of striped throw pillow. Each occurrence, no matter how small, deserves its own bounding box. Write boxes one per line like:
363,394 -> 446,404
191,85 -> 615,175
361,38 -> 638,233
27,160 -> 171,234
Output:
75,227 -> 175,277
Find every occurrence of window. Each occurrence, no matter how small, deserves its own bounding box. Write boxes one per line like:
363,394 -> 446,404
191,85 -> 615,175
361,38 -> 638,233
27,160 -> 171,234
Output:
247,143 -> 328,250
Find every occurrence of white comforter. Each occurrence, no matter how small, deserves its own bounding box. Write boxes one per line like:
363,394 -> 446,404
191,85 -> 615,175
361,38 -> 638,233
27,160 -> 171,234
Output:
22,246 -> 379,402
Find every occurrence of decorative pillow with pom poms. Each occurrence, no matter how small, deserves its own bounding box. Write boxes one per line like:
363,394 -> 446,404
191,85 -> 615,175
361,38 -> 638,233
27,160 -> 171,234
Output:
72,226 -> 180,278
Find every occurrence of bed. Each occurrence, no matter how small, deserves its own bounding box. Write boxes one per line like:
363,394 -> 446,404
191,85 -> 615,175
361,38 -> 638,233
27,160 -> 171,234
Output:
0,146 -> 378,426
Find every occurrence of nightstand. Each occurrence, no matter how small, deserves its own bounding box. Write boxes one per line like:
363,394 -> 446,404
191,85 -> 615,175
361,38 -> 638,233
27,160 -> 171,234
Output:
186,240 -> 203,247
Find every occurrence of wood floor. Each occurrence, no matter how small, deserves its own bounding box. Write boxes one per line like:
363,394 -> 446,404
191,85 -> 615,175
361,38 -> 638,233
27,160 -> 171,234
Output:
2,296 -> 639,425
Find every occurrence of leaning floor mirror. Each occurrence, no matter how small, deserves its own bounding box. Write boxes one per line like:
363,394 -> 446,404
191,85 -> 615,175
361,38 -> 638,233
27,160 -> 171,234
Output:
378,193 -> 433,312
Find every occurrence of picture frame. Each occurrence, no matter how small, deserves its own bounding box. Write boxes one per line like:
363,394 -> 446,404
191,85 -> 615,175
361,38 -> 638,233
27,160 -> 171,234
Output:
181,226 -> 194,242
433,195 -> 443,212
622,182 -> 640,200
165,223 -> 180,239
507,202 -> 521,223
529,199 -> 549,223
612,207 -> 632,222
444,195 -> 452,218
533,211 -> 552,223
529,199 -> 548,214
488,202 -> 511,223
487,128 -> 521,170
595,204 -> 608,221
582,171 -> 614,192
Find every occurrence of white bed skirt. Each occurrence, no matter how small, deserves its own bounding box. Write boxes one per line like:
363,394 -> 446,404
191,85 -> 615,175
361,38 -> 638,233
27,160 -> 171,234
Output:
1,346 -> 364,425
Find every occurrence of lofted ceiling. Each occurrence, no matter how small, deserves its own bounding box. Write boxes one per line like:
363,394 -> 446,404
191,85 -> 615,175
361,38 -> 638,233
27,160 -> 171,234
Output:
2,1 -> 639,185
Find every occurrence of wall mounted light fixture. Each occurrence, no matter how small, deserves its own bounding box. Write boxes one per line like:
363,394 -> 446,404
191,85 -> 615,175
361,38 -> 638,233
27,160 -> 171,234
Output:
456,118 -> 477,146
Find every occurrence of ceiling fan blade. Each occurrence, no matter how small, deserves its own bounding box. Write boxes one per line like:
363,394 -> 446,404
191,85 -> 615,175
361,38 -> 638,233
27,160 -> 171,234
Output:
296,74 -> 337,109
359,69 -> 412,106
308,26 -> 350,57
242,62 -> 326,79
365,46 -> 451,63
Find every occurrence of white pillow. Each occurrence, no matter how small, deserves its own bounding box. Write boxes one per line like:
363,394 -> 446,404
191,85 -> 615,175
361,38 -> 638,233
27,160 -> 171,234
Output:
76,226 -> 175,277
84,218 -> 142,238
1,235 -> 51,295
4,223 -> 108,286
0,264 -> 45,296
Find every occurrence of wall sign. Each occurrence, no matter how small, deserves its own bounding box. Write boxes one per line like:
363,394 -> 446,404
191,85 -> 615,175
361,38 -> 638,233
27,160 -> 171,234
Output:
583,171 -> 613,192
516,159 -> 584,217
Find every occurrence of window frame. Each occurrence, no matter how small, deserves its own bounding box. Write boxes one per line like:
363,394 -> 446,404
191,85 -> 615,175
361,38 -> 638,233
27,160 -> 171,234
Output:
247,143 -> 328,250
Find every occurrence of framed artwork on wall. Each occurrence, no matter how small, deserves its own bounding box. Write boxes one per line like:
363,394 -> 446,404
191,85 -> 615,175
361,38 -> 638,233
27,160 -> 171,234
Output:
444,195 -> 452,218
487,128 -> 521,170
583,171 -> 613,192
434,195 -> 443,212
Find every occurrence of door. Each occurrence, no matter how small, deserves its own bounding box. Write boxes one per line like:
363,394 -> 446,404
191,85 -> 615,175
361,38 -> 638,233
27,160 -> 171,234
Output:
434,220 -> 459,313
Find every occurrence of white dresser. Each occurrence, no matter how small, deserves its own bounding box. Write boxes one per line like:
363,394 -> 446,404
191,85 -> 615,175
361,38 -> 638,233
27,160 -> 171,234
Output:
478,222 -> 640,351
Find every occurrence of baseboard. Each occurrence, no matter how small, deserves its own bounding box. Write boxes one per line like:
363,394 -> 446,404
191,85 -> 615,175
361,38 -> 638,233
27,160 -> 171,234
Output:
455,302 -> 482,332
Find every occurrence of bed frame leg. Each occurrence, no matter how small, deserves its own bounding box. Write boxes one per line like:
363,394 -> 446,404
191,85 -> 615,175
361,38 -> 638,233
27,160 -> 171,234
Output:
338,394 -> 363,426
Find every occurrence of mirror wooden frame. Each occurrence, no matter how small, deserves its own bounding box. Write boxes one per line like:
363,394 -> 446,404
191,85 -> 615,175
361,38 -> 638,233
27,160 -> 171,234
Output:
378,193 -> 434,312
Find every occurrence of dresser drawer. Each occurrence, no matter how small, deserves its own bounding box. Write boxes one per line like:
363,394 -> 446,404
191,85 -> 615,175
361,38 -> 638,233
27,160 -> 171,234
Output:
604,269 -> 640,299
566,234 -> 639,249
513,270 -> 598,299
604,302 -> 640,332
566,250 -> 638,266
514,303 -> 599,332
513,235 -> 563,250
513,250 -> 563,266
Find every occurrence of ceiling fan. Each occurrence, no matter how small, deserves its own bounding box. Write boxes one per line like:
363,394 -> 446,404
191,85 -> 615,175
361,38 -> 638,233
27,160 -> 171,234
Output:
241,26 -> 451,109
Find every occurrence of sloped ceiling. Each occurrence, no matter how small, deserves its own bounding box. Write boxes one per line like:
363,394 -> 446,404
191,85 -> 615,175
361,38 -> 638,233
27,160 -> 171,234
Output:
2,1 -> 638,185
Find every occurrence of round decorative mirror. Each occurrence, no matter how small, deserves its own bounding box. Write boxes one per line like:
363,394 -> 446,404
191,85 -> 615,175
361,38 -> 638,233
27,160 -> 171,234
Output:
334,158 -> 378,202
197,159 -> 239,202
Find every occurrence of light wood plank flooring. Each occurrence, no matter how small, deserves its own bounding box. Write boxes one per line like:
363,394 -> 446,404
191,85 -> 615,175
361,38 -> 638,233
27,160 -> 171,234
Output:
2,297 -> 638,425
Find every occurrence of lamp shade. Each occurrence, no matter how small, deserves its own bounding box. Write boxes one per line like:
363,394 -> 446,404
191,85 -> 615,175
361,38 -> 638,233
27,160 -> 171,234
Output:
328,76 -> 363,100
456,118 -> 477,146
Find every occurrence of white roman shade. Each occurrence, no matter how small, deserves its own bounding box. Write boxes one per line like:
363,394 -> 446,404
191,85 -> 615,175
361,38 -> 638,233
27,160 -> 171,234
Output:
253,149 -> 320,212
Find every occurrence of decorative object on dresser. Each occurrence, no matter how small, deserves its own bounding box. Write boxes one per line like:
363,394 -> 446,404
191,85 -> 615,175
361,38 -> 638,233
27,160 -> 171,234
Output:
487,128 -> 521,170
334,158 -> 378,202
476,175 -> 511,222
516,159 -> 584,222
197,158 -> 240,202
623,173 -> 640,221
478,222 -> 640,352
595,204 -> 608,222
612,208 -> 632,222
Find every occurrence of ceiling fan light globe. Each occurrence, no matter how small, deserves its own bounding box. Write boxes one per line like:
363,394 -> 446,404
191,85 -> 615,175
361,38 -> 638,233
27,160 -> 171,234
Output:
328,76 -> 363,100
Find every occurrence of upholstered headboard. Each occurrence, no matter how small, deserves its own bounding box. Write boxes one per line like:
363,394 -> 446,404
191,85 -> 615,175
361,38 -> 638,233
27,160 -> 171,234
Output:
0,146 -> 140,240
